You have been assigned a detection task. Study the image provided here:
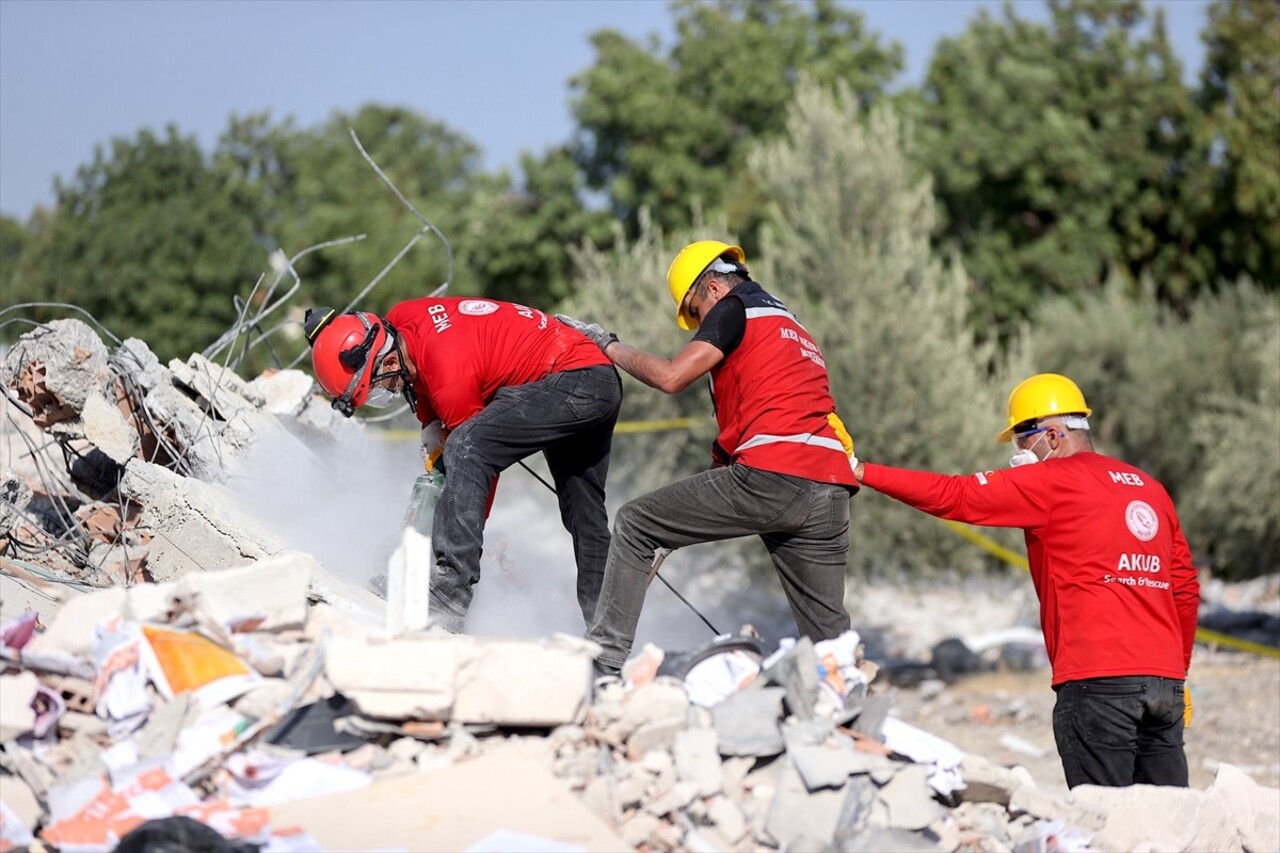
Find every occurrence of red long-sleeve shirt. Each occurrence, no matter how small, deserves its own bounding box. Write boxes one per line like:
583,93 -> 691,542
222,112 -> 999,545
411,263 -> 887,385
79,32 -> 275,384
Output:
861,452 -> 1199,686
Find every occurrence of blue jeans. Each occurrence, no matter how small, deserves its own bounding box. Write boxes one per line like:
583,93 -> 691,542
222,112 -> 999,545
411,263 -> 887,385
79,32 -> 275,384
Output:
587,464 -> 854,673
428,365 -> 622,631
1052,675 -> 1188,788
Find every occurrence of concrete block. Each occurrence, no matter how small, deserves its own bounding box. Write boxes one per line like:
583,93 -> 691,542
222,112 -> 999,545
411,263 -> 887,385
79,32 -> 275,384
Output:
765,761 -> 846,848
878,763 -> 945,831
3,319 -> 110,416
0,672 -> 38,742
761,636 -> 820,719
713,685 -> 786,757
706,795 -> 748,844
628,720 -> 685,759
674,727 -> 722,797
791,742 -> 862,792
81,391 -> 139,464
645,780 -> 698,816
958,753 -> 1035,806
453,635 -> 594,726
615,678 -> 689,742
173,550 -> 314,631
327,634 -> 594,726
247,369 -> 314,416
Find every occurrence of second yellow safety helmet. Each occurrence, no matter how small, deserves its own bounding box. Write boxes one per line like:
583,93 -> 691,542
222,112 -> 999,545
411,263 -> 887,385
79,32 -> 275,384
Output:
666,240 -> 746,330
996,373 -> 1093,442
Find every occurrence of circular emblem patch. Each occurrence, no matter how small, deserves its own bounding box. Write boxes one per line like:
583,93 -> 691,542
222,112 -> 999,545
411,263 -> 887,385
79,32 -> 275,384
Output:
1125,500 -> 1159,542
459,299 -> 499,316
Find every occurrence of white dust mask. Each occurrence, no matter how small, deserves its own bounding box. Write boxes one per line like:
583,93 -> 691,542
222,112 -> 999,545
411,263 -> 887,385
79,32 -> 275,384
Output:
1009,430 -> 1048,468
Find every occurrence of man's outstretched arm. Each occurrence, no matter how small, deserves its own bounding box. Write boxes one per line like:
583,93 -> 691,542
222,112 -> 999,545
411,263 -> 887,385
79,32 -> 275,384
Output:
605,340 -> 723,395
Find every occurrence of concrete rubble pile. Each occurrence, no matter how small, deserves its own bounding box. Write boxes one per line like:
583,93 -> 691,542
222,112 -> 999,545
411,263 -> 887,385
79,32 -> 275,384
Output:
2,319 -> 1278,852
2,558 -> 1277,852
0,318 -> 363,592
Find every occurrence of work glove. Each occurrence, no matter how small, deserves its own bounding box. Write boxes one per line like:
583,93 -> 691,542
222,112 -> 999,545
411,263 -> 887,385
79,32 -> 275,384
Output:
555,314 -> 618,353
1183,684 -> 1193,729
827,412 -> 858,469
421,420 -> 448,473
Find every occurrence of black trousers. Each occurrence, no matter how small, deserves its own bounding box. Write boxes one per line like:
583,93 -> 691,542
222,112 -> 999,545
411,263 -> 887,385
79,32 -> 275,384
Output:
428,365 -> 622,631
1052,675 -> 1188,788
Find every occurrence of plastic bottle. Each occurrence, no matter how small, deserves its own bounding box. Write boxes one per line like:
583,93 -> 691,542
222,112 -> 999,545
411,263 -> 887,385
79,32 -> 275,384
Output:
403,468 -> 444,537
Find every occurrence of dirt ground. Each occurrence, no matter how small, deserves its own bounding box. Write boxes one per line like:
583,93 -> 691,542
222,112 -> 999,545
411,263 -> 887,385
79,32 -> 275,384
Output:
884,646 -> 1280,793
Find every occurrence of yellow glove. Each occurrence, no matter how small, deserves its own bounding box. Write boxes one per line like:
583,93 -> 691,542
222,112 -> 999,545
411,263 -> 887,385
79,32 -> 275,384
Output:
827,413 -> 855,459
421,420 -> 448,473
1183,685 -> 1193,729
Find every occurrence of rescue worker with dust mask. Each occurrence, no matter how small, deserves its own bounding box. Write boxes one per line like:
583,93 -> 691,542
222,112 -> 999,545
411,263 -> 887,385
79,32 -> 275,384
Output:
556,240 -> 860,679
854,373 -> 1199,789
303,298 -> 623,634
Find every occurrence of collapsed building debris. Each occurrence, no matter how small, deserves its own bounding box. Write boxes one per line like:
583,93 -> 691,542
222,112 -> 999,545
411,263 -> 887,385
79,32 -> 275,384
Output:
2,555 -> 1276,852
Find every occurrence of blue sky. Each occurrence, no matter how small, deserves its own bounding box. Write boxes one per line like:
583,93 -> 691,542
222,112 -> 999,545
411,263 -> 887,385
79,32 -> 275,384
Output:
0,0 -> 1210,219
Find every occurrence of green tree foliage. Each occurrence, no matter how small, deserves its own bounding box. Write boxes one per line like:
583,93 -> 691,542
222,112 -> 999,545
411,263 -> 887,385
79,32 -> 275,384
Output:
1184,312 -> 1280,579
920,0 -> 1203,337
569,0 -> 902,245
750,80 -> 1014,576
563,213 -> 724,503
8,126 -> 264,358
1195,0 -> 1280,289
268,104 -> 484,314
455,147 -> 616,308
1027,276 -> 1280,577
0,215 -> 27,301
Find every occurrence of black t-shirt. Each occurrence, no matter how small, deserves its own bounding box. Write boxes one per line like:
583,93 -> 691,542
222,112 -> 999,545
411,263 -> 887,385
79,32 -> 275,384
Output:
691,295 -> 746,355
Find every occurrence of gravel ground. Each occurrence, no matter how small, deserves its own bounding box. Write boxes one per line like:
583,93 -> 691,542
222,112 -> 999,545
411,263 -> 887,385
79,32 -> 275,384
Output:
885,645 -> 1280,793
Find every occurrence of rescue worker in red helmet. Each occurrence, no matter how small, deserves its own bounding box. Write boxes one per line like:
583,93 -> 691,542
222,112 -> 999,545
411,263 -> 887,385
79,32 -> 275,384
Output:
854,373 -> 1199,789
304,298 -> 623,633
557,240 -> 860,678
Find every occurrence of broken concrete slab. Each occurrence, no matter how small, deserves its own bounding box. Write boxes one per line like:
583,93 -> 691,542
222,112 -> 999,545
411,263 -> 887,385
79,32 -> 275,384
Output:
1069,775 -> 1273,853
877,763 -> 946,831
713,685 -> 786,757
326,633 -> 594,726
118,460 -> 282,581
762,636 -> 820,720
81,392 -> 140,465
3,319 -> 111,427
764,760 -> 847,848
841,826 -> 941,852
246,370 -> 314,417
1207,763 -> 1280,853
673,727 -> 721,797
958,753 -> 1036,806
268,745 -> 627,851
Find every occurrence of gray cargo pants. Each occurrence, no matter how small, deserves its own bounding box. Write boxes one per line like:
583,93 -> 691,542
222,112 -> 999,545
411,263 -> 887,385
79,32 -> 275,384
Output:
587,464 -> 854,673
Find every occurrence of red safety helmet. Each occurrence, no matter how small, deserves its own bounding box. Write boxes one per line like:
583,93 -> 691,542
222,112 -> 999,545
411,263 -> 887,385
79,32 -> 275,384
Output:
305,309 -> 391,417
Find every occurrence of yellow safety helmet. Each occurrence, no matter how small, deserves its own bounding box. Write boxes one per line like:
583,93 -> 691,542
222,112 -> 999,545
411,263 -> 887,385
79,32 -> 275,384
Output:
996,373 -> 1093,442
666,240 -> 746,330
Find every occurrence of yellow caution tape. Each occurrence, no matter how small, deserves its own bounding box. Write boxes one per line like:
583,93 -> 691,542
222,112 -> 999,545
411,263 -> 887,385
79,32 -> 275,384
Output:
939,519 -> 1030,570
937,519 -> 1280,658
1192,627 -> 1280,659
613,416 -> 711,434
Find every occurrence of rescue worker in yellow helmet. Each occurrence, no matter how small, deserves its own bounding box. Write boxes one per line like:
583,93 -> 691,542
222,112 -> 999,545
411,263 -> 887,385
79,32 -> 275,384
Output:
854,373 -> 1200,789
556,240 -> 859,677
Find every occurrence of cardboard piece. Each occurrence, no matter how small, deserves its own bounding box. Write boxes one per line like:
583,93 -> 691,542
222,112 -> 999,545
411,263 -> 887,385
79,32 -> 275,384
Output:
269,746 -> 626,851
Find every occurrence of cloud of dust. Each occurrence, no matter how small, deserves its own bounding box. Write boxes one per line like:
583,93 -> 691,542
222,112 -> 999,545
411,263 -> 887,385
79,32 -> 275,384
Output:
227,426 -> 794,653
